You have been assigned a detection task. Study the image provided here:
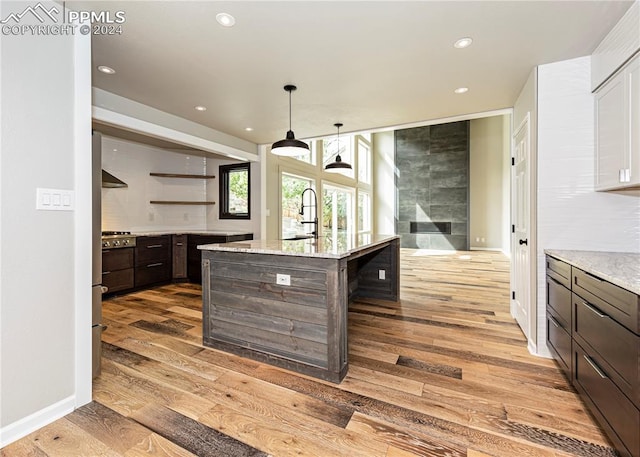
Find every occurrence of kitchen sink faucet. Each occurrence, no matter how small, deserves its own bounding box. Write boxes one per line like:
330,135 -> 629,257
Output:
299,187 -> 319,239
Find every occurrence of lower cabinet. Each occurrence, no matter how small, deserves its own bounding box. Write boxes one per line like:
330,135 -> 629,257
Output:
546,254 -> 640,457
102,248 -> 134,293
172,234 -> 187,280
135,235 -> 172,288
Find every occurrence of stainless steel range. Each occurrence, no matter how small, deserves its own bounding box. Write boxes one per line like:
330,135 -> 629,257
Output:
101,231 -> 136,248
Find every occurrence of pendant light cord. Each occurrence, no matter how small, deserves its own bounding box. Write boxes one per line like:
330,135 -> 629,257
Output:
289,89 -> 292,131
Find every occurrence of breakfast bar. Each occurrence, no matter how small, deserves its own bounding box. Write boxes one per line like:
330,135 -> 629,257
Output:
199,234 -> 399,383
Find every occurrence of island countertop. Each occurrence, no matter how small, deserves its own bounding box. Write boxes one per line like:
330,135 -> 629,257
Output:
545,249 -> 640,295
198,234 -> 399,259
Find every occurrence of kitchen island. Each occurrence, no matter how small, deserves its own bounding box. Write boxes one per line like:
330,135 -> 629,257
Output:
199,234 -> 399,382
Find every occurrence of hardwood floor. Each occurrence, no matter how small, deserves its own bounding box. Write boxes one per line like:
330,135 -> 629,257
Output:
2,250 -> 617,457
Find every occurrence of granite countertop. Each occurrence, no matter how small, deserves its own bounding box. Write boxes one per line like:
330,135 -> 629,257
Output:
545,250 -> 640,295
198,234 -> 399,259
131,230 -> 253,237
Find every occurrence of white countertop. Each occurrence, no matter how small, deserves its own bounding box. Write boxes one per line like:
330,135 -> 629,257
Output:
198,234 -> 399,259
131,230 -> 253,237
545,250 -> 640,295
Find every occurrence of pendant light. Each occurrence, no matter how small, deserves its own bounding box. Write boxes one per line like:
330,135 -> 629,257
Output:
324,123 -> 352,172
271,85 -> 310,157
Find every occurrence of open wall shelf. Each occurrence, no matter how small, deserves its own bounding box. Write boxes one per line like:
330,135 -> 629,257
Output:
150,201 -> 215,205
150,173 -> 215,179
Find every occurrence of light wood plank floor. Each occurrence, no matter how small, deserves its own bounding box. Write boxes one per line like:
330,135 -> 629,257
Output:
2,250 -> 616,457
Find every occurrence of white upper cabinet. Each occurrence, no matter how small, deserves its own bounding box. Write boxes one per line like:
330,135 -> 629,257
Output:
595,54 -> 640,191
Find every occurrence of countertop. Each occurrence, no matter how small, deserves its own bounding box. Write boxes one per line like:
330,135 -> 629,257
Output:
131,230 -> 253,237
545,250 -> 640,295
198,234 -> 399,259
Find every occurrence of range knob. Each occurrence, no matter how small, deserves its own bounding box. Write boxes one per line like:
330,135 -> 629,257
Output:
102,241 -> 110,248
113,240 -> 121,246
123,239 -> 130,246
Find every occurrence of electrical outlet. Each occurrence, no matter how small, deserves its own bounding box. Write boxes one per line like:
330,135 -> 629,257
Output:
475,237 -> 480,242
276,274 -> 291,286
379,270 -> 386,280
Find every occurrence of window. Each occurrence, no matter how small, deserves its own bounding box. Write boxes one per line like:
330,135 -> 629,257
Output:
358,191 -> 371,234
219,162 -> 250,219
281,173 -> 314,239
322,183 -> 354,239
357,138 -> 371,184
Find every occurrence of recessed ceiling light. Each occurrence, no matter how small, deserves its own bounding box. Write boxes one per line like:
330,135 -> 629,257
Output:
245,127 -> 253,132
97,65 -> 116,74
216,13 -> 235,27
454,37 -> 473,49
194,105 -> 207,112
454,87 -> 469,94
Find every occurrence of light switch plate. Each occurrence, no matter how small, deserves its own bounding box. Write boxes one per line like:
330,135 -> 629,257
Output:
36,188 -> 75,211
276,273 -> 291,286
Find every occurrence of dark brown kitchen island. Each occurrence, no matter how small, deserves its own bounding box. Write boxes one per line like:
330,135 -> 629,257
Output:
199,234 -> 399,383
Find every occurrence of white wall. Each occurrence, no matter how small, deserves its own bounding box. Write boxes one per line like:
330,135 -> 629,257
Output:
0,0 -> 91,445
469,115 -> 509,251
536,56 -> 640,350
501,115 -> 511,256
373,131 -> 396,236
102,136 -> 260,236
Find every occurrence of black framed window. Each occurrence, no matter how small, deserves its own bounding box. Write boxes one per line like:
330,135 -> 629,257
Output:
219,162 -> 250,219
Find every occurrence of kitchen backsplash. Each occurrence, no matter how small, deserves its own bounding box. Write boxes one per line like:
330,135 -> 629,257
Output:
101,136 -> 211,232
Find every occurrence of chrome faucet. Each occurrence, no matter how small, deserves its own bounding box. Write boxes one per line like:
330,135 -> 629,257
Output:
299,187 -> 319,239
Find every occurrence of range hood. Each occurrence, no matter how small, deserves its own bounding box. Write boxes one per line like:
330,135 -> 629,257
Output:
102,169 -> 128,188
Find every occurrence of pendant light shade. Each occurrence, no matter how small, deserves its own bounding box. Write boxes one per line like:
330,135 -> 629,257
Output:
325,123 -> 352,172
271,85 -> 310,157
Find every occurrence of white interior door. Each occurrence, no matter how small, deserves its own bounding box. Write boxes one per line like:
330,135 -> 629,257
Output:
512,114 -> 533,344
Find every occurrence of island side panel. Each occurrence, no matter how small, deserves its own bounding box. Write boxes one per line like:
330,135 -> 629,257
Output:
201,250 -> 348,383
353,238 -> 400,301
326,257 -> 349,380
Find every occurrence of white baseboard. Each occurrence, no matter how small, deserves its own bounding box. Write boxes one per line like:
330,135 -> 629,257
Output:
469,247 -> 503,251
0,395 -> 75,448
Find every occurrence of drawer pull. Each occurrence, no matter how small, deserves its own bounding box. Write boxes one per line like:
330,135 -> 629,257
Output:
549,315 -> 560,328
583,354 -> 607,379
584,271 -> 604,282
176,243 -> 184,246
582,301 -> 606,318
102,271 -> 111,275
147,244 -> 163,249
103,250 -> 111,253
147,263 -> 163,268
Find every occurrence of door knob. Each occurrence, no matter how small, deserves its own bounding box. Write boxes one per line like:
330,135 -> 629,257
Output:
519,239 -> 528,246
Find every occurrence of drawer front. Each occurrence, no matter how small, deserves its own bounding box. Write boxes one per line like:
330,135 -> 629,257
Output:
103,268 -> 134,293
574,296 -> 639,406
102,248 -> 134,272
574,343 -> 640,457
546,310 -> 571,375
546,256 -> 571,288
547,275 -> 571,328
136,236 -> 171,266
134,262 -> 171,287
573,268 -> 639,334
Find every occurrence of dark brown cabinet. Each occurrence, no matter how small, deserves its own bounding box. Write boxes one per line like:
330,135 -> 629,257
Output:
187,233 -> 253,283
135,235 -> 171,288
545,256 -> 572,377
546,254 -> 640,457
102,248 -> 134,293
172,234 -> 187,280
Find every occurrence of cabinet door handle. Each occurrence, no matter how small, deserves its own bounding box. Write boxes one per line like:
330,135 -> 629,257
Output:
147,263 -> 163,268
582,301 -> 606,318
102,271 -> 111,275
549,315 -> 560,328
147,244 -> 163,249
176,243 -> 183,246
583,354 -> 607,379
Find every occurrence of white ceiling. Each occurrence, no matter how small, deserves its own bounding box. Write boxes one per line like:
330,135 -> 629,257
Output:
77,1 -> 633,145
